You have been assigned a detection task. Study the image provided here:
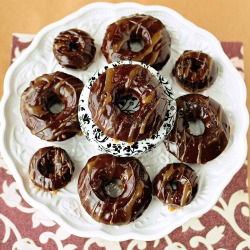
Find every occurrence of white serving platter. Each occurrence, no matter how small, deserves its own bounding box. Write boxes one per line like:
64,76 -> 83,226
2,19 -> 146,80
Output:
0,2 -> 248,241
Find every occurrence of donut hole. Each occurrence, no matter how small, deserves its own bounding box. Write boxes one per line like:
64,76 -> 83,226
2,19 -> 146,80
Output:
129,35 -> 144,52
38,161 -> 55,178
47,95 -> 65,114
187,119 -> 205,136
116,90 -> 140,114
69,41 -> 79,52
170,180 -> 180,191
189,58 -> 203,72
104,179 -> 124,198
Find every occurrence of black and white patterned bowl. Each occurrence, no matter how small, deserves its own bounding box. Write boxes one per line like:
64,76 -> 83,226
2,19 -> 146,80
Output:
78,60 -> 176,157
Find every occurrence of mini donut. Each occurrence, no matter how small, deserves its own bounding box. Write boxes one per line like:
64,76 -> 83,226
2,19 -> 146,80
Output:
78,154 -> 152,225
20,71 -> 83,141
88,64 -> 168,142
29,147 -> 75,191
153,163 -> 198,208
101,14 -> 171,70
165,94 -> 230,164
53,28 -> 96,70
172,50 -> 218,92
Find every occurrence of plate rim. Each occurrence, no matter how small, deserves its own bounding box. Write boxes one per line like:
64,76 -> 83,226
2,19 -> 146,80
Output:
0,1 -> 249,241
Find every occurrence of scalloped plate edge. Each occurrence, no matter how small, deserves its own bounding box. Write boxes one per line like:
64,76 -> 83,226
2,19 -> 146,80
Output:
0,2 -> 249,241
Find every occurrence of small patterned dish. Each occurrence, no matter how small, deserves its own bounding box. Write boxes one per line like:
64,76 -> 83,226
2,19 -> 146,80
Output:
78,60 -> 176,157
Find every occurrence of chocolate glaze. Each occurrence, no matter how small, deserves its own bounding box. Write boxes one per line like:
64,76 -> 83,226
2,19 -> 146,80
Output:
165,94 -> 230,164
20,71 -> 83,141
173,50 -> 218,92
153,163 -> 198,207
78,154 -> 152,225
101,14 -> 171,70
88,64 -> 168,142
29,147 -> 74,191
53,29 -> 96,70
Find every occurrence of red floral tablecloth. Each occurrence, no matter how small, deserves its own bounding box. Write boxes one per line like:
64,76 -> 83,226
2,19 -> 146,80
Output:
0,34 -> 249,249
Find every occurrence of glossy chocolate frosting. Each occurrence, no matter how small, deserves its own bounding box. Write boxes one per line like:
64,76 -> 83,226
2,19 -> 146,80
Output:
173,50 -> 218,92
20,71 -> 83,141
53,28 -> 96,70
78,154 -> 152,225
101,14 -> 171,70
88,64 -> 168,142
29,147 -> 75,191
153,163 -> 198,207
165,94 -> 230,164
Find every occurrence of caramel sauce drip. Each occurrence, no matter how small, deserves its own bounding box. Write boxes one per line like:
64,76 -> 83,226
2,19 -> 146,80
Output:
139,97 -> 161,135
125,65 -> 142,88
133,30 -> 162,62
94,68 -> 115,122
124,180 -> 144,223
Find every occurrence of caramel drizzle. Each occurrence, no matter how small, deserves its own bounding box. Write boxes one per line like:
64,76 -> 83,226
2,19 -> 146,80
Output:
126,121 -> 138,143
180,181 -> 192,207
158,164 -> 175,199
94,68 -> 115,122
89,156 -> 115,222
110,67 -> 146,140
123,180 -> 144,223
133,30 -> 162,61
110,162 -> 133,224
125,65 -> 142,88
139,97 -> 161,135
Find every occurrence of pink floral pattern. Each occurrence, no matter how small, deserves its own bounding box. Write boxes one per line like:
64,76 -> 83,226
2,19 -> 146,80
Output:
0,34 -> 249,249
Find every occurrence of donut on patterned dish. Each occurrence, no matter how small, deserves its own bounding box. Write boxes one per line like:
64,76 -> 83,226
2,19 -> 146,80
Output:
88,64 -> 168,142
20,71 -> 83,141
78,154 -> 152,225
101,14 -> 171,70
29,147 -> 75,191
165,94 -> 230,164
172,50 -> 218,92
53,28 -> 96,70
153,163 -> 198,208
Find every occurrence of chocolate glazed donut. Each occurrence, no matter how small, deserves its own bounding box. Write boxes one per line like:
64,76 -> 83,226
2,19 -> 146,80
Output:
101,14 -> 171,70
78,154 -> 152,225
173,50 -> 218,92
20,71 -> 83,141
153,163 -> 198,208
165,94 -> 230,164
29,147 -> 75,191
53,29 -> 96,70
88,64 -> 168,142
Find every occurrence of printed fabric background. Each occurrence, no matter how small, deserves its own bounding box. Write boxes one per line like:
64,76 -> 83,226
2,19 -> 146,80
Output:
0,34 -> 249,250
